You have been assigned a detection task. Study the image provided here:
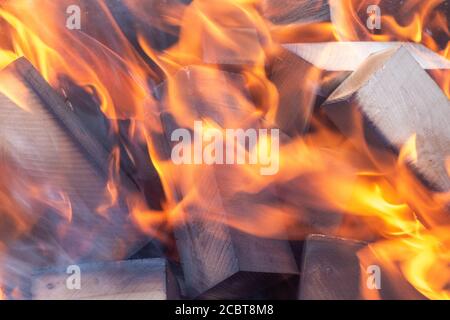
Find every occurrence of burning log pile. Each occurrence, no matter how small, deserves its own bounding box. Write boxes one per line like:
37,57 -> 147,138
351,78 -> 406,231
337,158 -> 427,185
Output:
0,0 -> 449,300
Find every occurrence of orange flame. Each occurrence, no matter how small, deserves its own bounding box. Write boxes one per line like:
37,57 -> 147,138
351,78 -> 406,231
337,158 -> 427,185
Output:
0,0 -> 448,300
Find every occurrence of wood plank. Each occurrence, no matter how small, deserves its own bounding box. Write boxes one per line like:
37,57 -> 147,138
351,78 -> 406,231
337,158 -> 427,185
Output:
298,234 -> 426,299
0,58 -> 145,263
31,258 -> 178,300
157,67 -> 299,299
284,42 -> 450,71
322,46 -> 450,223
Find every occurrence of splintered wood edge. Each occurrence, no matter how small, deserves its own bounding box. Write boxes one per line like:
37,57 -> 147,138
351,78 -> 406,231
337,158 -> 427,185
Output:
283,42 -> 450,71
5,58 -> 137,189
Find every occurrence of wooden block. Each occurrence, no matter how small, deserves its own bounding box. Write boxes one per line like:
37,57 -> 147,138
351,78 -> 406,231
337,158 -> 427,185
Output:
268,46 -> 349,135
31,258 -> 179,300
298,234 -> 426,300
322,46 -> 450,198
264,0 -> 441,42
299,234 -> 366,300
284,42 -> 450,72
157,67 -> 299,299
59,76 -> 165,208
270,42 -> 449,136
0,58 -> 144,263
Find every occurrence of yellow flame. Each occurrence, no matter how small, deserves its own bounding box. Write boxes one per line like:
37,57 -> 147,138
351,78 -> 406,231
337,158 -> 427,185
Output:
399,133 -> 418,164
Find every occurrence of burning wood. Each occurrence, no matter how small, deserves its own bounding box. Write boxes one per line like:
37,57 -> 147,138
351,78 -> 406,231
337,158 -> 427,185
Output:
0,0 -> 449,302
284,42 -> 450,72
270,42 -> 449,135
201,27 -> 263,66
0,58 -> 146,267
55,0 -> 187,53
298,234 -> 367,300
298,234 -> 426,300
157,67 -> 298,299
323,46 -> 450,224
265,1 -> 448,43
268,46 -> 349,135
31,258 -> 178,300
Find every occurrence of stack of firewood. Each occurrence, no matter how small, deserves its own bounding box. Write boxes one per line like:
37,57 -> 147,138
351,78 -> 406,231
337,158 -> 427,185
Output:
0,0 -> 448,300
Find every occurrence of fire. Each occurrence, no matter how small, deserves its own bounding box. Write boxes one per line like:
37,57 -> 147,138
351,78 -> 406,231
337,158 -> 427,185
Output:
0,286 -> 5,300
97,146 -> 121,217
0,0 -> 448,299
399,133 -> 418,165
0,0 -> 153,119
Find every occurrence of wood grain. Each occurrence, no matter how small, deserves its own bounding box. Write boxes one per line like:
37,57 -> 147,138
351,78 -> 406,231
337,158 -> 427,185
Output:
31,258 -> 178,300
